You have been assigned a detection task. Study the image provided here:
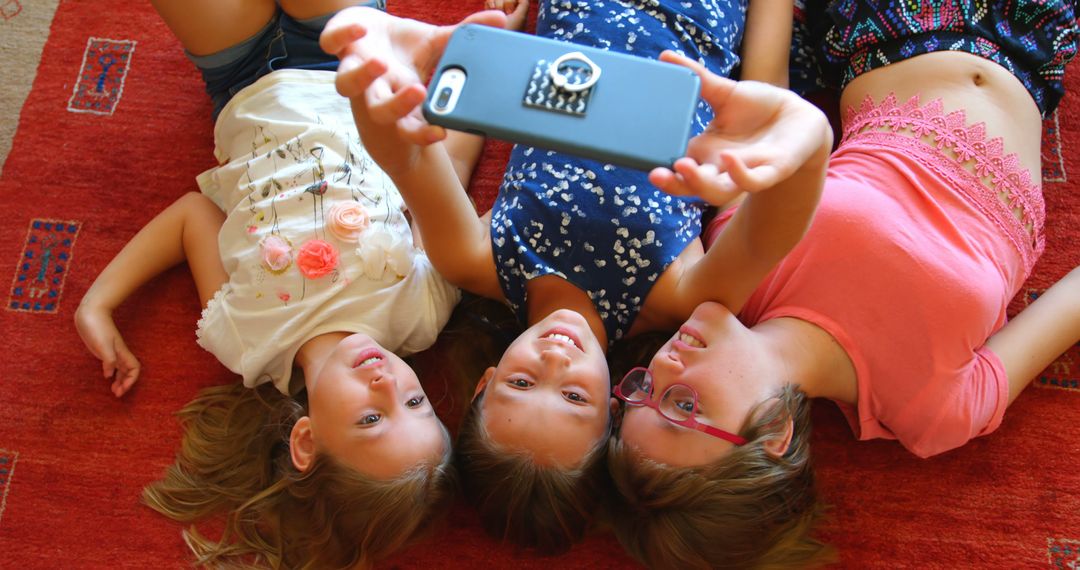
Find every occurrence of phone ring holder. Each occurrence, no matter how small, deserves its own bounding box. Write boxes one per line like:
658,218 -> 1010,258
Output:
549,51 -> 602,92
523,52 -> 599,117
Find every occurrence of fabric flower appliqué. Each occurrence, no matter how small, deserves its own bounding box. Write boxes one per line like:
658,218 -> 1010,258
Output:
260,235 -> 293,274
326,201 -> 371,243
296,239 -> 339,279
357,223 -> 415,280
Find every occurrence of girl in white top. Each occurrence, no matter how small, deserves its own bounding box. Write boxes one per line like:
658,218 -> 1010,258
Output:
72,1 -> 481,567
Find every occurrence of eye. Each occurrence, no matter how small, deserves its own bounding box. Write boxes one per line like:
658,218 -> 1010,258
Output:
358,413 -> 381,426
507,377 -> 533,389
674,398 -> 695,413
406,395 -> 426,408
564,391 -> 587,403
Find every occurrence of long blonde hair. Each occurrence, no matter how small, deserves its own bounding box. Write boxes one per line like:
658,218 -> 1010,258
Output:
607,385 -> 834,569
143,382 -> 455,569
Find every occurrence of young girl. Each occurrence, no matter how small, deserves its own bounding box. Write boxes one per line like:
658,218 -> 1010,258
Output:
321,0 -> 800,551
72,1 -> 484,566
606,1 -> 1080,567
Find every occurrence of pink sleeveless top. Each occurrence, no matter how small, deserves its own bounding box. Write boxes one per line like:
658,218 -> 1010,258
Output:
706,95 -> 1044,458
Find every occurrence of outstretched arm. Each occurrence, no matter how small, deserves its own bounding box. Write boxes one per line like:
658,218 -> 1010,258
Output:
321,7 -> 505,299
986,266 -> 1080,405
655,51 -> 832,317
75,192 -> 228,397
739,0 -> 793,87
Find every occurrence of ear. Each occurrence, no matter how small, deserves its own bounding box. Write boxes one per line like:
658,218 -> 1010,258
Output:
762,414 -> 794,459
472,367 -> 496,401
289,416 -> 317,472
751,397 -> 795,458
609,397 -> 622,430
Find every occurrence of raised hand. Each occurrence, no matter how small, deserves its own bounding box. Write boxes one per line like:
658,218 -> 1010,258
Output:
75,304 -> 141,397
649,51 -> 831,205
320,7 -> 508,147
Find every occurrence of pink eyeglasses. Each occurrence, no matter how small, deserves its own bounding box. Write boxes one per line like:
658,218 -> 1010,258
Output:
615,367 -> 748,446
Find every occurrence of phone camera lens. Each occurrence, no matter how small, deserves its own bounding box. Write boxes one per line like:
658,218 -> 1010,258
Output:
435,86 -> 453,109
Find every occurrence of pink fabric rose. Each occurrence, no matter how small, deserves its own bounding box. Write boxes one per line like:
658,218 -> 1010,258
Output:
326,201 -> 370,243
296,239 -> 339,279
260,235 -> 293,274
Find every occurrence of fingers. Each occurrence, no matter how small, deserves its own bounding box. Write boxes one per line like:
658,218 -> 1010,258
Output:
721,151 -> 782,193
365,83 -> 447,145
398,115 -> 448,145
366,82 -> 426,124
111,367 -> 140,398
100,356 -> 116,380
335,53 -> 388,98
484,0 -> 510,13
338,56 -> 442,144
320,8 -> 369,56
658,50 -> 737,109
510,0 -> 531,18
650,157 -> 744,205
484,0 -> 528,18
91,335 -> 138,397
460,8 -> 511,27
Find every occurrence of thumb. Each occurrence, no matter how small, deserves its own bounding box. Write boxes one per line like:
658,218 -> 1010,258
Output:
658,50 -> 736,109
101,358 -> 116,380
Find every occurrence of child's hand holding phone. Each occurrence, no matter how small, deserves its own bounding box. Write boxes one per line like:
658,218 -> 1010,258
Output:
320,6 -> 510,147
649,51 -> 832,205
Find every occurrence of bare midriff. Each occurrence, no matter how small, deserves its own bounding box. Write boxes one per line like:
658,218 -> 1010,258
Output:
841,51 -> 1043,236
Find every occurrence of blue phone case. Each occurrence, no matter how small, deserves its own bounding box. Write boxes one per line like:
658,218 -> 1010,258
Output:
422,25 -> 700,171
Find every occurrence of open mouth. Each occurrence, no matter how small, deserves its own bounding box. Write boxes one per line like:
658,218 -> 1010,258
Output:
542,327 -> 584,351
676,325 -> 706,348
353,348 -> 385,368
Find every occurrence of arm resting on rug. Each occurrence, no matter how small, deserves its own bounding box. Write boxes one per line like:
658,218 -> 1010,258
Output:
985,265 -> 1080,405
74,192 -> 228,397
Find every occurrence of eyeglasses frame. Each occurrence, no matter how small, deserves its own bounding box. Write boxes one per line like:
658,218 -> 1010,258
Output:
614,366 -> 748,446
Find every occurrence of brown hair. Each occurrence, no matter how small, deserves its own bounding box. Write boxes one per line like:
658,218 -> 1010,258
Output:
143,382 -> 455,569
439,294 -> 615,552
455,389 -> 613,554
607,385 -> 834,569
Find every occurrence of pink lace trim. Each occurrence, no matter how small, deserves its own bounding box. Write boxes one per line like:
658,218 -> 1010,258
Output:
840,94 -> 1044,269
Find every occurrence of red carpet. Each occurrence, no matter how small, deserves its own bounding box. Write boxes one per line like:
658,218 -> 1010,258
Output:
0,1 -> 1077,567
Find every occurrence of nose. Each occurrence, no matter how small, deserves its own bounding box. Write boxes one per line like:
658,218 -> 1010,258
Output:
368,370 -> 400,393
540,347 -> 572,372
653,348 -> 685,376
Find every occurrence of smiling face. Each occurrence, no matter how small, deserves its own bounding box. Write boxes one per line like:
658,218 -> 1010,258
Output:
477,309 -> 613,467
301,334 -> 447,480
618,302 -> 780,467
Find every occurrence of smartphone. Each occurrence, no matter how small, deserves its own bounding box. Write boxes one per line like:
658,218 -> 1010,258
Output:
422,25 -> 701,171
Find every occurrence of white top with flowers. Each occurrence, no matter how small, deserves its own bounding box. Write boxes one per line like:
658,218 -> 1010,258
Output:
194,69 -> 460,395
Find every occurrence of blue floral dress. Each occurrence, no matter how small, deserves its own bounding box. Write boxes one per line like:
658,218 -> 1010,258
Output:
491,0 -> 748,342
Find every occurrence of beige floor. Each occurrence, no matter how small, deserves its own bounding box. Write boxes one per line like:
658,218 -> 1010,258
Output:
0,0 -> 60,178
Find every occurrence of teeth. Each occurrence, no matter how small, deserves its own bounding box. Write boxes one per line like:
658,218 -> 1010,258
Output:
679,333 -> 704,348
545,333 -> 576,347
359,356 -> 382,366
